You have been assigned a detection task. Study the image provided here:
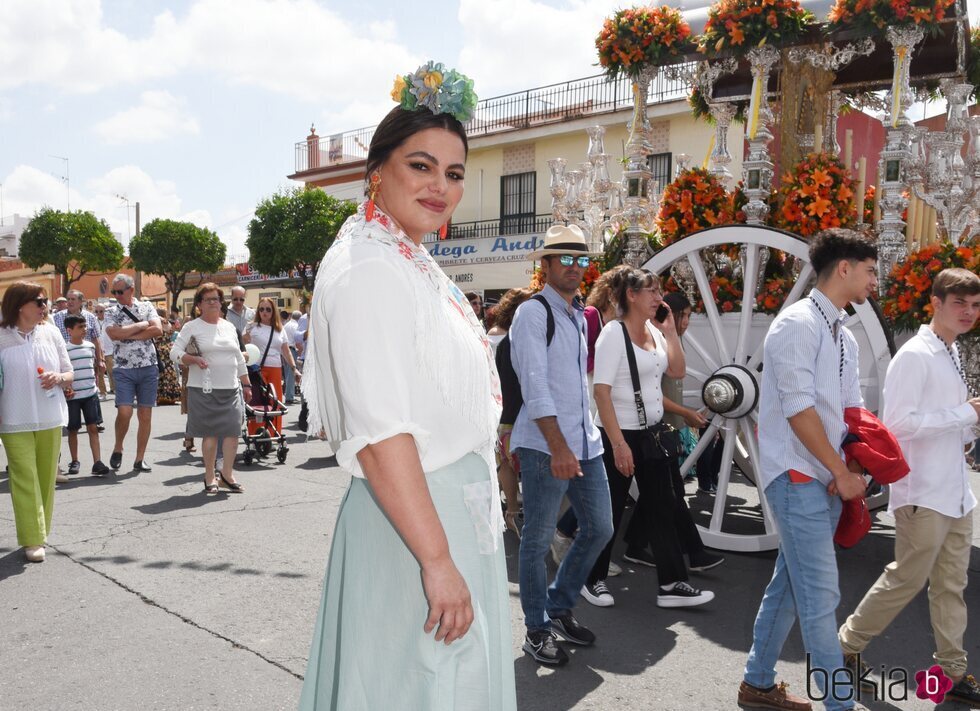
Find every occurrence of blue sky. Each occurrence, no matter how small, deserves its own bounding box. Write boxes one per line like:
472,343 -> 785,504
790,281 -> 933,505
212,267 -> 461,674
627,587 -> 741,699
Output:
1,0 -> 976,260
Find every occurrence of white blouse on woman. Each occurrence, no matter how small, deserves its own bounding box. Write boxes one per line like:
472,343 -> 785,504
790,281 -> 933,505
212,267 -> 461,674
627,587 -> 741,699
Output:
0,323 -> 71,433
593,319 -> 669,431
171,318 -> 248,390
246,324 -> 285,368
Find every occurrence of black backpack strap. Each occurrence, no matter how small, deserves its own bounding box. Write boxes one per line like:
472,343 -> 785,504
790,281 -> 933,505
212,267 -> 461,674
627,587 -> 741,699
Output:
620,321 -> 648,429
530,293 -> 555,347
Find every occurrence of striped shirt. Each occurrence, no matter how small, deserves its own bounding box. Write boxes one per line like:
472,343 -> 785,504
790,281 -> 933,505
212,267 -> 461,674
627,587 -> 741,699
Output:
66,341 -> 97,401
54,309 -> 100,344
758,288 -> 864,490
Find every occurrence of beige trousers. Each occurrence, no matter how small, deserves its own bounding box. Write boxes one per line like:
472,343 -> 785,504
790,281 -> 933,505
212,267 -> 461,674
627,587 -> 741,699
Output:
839,504 -> 973,678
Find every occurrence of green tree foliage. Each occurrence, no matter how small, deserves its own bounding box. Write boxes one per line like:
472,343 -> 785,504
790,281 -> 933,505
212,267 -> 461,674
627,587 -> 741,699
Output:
129,219 -> 227,310
246,187 -> 357,292
19,208 -> 125,295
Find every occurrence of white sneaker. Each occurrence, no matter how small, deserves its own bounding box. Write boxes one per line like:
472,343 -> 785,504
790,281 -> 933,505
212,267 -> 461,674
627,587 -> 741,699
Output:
581,580 -> 615,607
607,560 -> 622,577
24,545 -> 45,562
550,531 -> 573,566
656,581 -> 714,608
56,471 -> 69,483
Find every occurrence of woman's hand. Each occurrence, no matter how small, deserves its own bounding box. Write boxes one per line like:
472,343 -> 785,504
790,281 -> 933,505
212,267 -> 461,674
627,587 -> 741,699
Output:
683,408 -> 709,428
39,371 -> 62,390
421,556 -> 474,644
612,441 -> 634,477
191,356 -> 208,369
652,301 -> 677,337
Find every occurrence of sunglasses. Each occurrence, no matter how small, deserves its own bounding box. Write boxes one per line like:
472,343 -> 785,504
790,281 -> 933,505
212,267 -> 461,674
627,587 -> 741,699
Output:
34,297 -> 49,307
258,307 -> 273,313
232,297 -> 245,302
557,254 -> 590,268
111,288 -> 129,295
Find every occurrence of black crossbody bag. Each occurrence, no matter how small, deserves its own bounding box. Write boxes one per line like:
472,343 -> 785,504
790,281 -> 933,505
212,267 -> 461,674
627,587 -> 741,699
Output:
619,322 -> 679,461
120,305 -> 167,374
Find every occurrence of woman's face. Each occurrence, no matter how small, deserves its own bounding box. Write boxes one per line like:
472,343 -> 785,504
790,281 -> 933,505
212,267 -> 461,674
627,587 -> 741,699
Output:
627,280 -> 662,320
257,301 -> 274,324
20,293 -> 48,325
374,127 -> 466,241
198,291 -> 223,318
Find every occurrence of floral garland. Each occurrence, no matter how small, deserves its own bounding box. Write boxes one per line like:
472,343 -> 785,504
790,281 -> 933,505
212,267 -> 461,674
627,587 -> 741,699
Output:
757,275 -> 793,314
657,168 -> 734,245
862,185 -> 876,224
880,241 -> 980,334
689,86 -> 748,124
698,0 -> 814,57
391,61 -> 478,123
774,152 -> 858,237
596,6 -> 693,80
828,0 -> 954,34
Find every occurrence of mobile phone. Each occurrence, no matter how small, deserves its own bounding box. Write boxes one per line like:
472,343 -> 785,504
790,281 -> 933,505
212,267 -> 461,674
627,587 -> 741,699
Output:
655,304 -> 669,323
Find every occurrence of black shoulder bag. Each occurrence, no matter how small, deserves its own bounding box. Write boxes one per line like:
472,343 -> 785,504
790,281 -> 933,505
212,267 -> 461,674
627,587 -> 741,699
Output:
247,330 -> 275,406
619,322 -> 679,461
120,305 -> 167,374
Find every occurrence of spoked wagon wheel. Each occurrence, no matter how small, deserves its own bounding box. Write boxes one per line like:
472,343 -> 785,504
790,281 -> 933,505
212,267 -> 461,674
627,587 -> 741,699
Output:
643,225 -> 893,553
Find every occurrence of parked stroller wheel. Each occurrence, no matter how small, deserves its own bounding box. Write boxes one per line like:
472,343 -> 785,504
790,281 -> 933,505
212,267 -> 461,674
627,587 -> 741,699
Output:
276,448 -> 288,463
243,451 -> 254,466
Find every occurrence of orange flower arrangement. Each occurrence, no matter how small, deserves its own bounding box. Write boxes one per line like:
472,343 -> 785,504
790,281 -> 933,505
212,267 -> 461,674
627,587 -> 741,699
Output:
863,185 -> 876,224
756,275 -> 793,314
880,241 -> 980,334
828,0 -> 954,34
529,266 -> 545,292
596,6 -> 693,80
657,168 -> 734,245
774,152 -> 858,237
698,0 -> 814,57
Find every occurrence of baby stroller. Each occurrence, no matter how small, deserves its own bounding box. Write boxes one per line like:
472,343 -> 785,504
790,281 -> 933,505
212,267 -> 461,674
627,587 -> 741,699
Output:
241,374 -> 289,465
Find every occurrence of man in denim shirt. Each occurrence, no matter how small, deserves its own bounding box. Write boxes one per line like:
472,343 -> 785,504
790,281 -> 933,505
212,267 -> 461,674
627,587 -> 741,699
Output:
510,225 -> 613,667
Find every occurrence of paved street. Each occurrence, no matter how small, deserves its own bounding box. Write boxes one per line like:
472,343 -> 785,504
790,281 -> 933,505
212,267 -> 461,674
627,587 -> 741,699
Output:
1,402 -> 978,711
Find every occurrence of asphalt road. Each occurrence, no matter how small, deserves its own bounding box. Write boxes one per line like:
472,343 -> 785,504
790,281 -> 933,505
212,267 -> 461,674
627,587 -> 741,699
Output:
1,402 -> 977,711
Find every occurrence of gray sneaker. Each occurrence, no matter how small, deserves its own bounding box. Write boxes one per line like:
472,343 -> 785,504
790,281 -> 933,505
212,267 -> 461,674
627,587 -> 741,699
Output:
522,630 -> 568,666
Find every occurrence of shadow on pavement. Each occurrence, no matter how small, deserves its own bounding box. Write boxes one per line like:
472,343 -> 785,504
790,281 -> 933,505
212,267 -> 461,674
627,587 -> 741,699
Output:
131,492 -> 229,515
0,547 -> 30,581
296,456 -> 338,471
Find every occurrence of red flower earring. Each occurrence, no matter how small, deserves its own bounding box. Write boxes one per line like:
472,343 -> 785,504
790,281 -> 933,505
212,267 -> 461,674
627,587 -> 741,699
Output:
439,223 -> 448,239
365,173 -> 381,222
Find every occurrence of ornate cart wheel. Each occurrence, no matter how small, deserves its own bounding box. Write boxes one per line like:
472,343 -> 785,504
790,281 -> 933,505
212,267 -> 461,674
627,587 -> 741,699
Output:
643,224 -> 893,553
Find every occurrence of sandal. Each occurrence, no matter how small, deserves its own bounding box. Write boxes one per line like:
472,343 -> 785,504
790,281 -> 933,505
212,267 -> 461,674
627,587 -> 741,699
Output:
203,480 -> 219,494
219,473 -> 244,493
184,438 -> 196,453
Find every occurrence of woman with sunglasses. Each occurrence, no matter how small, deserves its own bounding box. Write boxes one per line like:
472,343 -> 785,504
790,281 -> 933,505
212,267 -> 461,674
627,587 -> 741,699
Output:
0,282 -> 74,562
172,284 -> 250,493
583,267 -> 715,609
243,297 -> 298,437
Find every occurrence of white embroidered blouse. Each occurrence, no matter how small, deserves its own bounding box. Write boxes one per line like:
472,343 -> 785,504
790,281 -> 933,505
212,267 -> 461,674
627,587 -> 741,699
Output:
0,323 -> 71,433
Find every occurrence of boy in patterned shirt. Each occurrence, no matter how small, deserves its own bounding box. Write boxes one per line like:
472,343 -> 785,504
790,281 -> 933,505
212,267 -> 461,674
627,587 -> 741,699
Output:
65,315 -> 110,476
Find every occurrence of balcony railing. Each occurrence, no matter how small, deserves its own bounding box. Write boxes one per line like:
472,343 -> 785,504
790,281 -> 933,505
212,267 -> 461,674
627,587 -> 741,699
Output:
422,214 -> 553,244
295,68 -> 692,173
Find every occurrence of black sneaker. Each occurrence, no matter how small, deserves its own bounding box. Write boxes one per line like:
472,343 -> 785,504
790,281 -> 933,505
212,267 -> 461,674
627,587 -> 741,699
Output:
109,451 -> 122,470
697,485 -> 717,494
623,546 -> 657,568
550,612 -> 595,646
946,674 -> 980,705
522,629 -> 568,666
580,580 -> 615,607
67,460 -> 81,476
133,460 -> 152,473
656,581 -> 714,608
689,551 -> 725,572
91,461 -> 111,477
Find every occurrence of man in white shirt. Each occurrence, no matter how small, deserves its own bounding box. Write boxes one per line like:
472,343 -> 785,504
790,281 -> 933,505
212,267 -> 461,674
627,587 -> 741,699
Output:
225,286 -> 254,336
283,311 -> 301,404
838,268 -> 980,707
740,229 -> 877,711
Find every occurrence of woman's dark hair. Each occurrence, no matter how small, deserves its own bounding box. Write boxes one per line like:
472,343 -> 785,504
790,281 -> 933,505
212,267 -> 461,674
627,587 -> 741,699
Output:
611,268 -> 658,317
364,107 -> 469,193
0,281 -> 46,329
810,228 -> 878,278
663,290 -> 691,314
493,288 -> 534,331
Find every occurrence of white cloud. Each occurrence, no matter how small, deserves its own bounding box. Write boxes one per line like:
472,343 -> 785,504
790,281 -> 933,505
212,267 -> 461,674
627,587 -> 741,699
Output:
0,0 -> 421,107
0,97 -> 12,121
458,0 -> 612,96
94,90 -> 200,145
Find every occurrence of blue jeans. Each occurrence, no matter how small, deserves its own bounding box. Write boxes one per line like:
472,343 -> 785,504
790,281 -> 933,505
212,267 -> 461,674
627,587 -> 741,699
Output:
744,472 -> 853,710
516,447 -> 613,633
283,347 -> 298,402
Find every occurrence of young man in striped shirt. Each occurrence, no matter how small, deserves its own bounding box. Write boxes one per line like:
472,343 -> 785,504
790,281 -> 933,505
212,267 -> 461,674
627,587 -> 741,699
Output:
65,315 -> 110,477
739,230 -> 878,711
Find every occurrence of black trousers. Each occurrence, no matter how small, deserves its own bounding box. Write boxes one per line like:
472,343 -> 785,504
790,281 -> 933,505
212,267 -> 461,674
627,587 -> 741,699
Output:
589,427 -> 692,588
623,442 -> 706,564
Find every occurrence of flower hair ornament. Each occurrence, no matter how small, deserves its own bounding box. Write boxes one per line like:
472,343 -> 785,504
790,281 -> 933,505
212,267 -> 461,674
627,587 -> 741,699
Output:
391,61 -> 478,124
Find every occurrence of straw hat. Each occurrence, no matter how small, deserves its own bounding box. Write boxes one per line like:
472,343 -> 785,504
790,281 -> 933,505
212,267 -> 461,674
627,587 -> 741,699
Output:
528,224 -> 597,261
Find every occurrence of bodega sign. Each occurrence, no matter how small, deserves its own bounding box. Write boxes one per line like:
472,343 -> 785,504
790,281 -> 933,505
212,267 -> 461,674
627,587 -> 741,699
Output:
428,235 -> 544,290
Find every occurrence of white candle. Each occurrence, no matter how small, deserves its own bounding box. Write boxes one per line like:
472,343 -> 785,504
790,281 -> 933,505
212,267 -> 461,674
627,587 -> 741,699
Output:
906,194 -> 918,248
814,122 -> 823,153
855,157 -> 867,224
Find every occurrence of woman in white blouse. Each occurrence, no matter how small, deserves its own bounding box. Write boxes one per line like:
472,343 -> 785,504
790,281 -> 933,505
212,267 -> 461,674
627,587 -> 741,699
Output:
299,75 -> 515,710
172,283 -> 251,494
0,282 -> 74,562
586,268 -> 714,609
242,297 -> 298,437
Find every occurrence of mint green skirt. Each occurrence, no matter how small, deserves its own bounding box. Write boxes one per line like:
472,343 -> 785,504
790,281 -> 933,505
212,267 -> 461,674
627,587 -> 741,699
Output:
299,453 -> 517,711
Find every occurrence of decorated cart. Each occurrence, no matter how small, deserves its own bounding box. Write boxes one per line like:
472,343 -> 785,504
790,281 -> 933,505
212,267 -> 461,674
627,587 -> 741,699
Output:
544,0 -> 979,552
